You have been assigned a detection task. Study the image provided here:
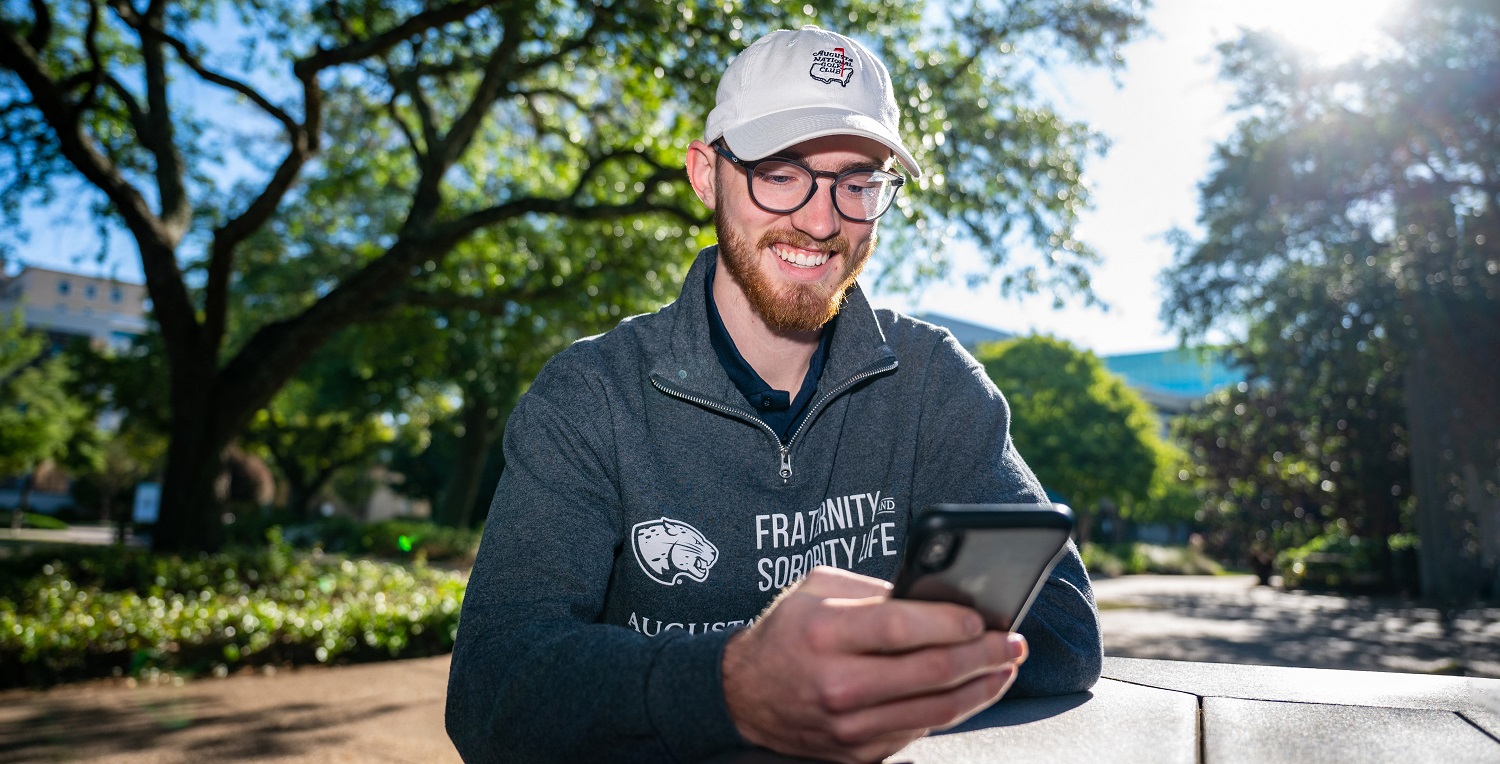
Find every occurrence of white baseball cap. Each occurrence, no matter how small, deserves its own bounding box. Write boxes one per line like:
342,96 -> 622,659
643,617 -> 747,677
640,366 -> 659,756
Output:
705,26 -> 923,179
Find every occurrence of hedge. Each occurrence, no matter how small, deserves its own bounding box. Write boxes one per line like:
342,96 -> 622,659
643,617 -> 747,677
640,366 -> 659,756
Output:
0,532 -> 465,688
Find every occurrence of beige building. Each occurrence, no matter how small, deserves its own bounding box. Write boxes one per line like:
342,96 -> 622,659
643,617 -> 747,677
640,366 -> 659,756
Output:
0,265 -> 150,348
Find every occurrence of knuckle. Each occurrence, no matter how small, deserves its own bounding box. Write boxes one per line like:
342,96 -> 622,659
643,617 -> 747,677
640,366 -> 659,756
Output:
920,648 -> 961,680
816,676 -> 861,714
876,614 -> 913,647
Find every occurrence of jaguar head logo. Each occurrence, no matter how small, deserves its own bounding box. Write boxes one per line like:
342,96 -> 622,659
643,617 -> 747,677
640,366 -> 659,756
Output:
632,517 -> 719,586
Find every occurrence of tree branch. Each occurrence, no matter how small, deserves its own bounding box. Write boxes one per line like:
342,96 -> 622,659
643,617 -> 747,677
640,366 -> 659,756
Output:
385,279 -> 583,317
75,0 -> 104,111
394,67 -> 440,158
0,17 -> 199,360
431,13 -> 522,173
148,23 -> 300,136
441,165 -> 701,242
25,0 -> 51,51
109,0 -> 192,237
99,74 -> 146,127
293,0 -> 495,78
383,85 -> 423,158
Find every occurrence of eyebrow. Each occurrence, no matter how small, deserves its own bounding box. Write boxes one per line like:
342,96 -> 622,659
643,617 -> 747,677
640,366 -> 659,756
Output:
773,150 -> 896,175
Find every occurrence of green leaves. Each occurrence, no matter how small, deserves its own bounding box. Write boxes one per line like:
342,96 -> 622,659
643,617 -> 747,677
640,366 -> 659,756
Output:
1161,0 -> 1498,595
976,335 -> 1163,522
0,312 -> 95,478
0,544 -> 466,687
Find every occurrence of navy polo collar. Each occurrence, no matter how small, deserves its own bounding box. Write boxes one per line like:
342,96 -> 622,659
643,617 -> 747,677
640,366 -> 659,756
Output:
704,257 -> 836,442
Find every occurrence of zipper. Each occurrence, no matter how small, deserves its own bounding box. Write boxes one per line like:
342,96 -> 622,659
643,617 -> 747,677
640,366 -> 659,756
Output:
652,356 -> 897,485
779,359 -> 898,480
651,377 -> 788,475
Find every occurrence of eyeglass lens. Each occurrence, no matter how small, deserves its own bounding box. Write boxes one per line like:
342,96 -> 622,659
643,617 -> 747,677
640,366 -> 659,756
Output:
748,160 -> 900,221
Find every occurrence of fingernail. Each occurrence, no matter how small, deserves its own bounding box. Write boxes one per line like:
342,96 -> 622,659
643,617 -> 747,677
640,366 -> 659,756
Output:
1005,632 -> 1029,661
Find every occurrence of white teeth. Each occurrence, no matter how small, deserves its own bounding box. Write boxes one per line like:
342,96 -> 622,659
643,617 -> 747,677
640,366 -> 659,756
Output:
773,243 -> 831,268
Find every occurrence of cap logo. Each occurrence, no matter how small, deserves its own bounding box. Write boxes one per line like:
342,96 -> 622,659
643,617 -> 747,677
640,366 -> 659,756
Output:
809,47 -> 855,87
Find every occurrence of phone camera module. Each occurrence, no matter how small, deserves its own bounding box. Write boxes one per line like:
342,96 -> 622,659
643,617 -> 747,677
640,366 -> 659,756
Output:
918,532 -> 957,570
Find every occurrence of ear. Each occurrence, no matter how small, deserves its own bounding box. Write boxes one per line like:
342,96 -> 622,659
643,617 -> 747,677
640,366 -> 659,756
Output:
685,140 -> 718,211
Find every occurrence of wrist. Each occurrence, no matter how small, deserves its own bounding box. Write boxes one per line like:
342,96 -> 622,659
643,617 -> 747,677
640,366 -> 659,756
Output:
721,628 -> 773,748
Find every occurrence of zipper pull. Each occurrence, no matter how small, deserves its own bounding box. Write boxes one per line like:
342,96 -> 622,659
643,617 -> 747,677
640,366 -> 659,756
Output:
779,447 -> 792,482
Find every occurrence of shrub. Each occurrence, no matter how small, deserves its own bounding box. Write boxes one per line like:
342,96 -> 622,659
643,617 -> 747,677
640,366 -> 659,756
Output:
1081,543 -> 1125,577
1082,542 -> 1223,577
0,511 -> 69,530
354,520 -> 482,563
1275,530 -> 1385,591
222,513 -> 481,563
0,533 -> 465,688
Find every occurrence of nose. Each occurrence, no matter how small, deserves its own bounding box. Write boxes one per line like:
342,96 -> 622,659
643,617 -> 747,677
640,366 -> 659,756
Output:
788,178 -> 841,241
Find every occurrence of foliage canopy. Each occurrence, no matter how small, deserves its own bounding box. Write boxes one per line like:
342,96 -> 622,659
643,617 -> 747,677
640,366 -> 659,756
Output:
1162,0 -> 1499,601
1,0 -> 1148,550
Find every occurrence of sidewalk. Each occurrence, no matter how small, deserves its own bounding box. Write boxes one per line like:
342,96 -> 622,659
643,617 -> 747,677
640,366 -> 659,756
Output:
1094,574 -> 1500,678
3,575 -> 1496,762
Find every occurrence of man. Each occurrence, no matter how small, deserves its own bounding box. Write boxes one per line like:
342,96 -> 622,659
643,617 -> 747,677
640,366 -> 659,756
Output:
446,26 -> 1101,763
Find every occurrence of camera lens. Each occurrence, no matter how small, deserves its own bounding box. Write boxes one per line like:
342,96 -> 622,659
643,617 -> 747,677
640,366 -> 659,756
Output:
918,532 -> 956,569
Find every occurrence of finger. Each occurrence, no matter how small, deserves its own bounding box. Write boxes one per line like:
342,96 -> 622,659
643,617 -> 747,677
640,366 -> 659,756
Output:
825,598 -> 986,654
819,633 -> 1026,711
830,666 -> 1019,743
934,666 -> 1022,731
837,728 -> 929,764
795,566 -> 894,599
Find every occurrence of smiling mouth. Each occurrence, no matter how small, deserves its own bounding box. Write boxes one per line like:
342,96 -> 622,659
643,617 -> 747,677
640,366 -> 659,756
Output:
772,242 -> 832,269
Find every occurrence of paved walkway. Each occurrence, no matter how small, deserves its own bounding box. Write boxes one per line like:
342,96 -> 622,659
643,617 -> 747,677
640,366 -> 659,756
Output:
1094,574 -> 1500,678
3,575 -> 1496,762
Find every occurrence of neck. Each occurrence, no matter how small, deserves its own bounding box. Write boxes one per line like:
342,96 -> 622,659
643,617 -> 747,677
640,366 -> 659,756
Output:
712,254 -> 822,393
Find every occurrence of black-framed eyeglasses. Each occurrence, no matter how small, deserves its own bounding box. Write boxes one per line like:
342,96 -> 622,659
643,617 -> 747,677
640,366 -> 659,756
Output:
713,143 -> 905,222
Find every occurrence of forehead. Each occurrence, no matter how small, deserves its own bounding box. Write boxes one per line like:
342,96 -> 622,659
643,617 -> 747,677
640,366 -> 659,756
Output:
772,135 -> 893,169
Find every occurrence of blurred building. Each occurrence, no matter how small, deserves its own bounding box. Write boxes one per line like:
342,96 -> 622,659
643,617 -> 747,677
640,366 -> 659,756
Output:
0,265 -> 150,513
0,265 -> 150,350
914,312 -> 1241,415
910,311 -> 1014,350
1101,349 -> 1242,416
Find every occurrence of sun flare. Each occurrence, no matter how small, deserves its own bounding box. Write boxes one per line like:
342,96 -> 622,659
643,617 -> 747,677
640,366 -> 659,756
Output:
1237,0 -> 1407,64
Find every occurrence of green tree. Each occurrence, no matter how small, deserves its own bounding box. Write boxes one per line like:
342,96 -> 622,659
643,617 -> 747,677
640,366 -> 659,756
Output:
976,335 -> 1163,545
242,316 -> 452,516
1162,0 -> 1498,602
1172,262 -> 1412,585
1,0 -> 1147,551
0,314 -> 95,526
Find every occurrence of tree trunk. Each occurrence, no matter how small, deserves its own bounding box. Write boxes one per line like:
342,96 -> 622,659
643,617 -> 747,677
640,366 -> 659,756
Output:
1404,294 -> 1500,606
437,392 -> 499,529
153,370 -> 232,553
9,468 -> 31,530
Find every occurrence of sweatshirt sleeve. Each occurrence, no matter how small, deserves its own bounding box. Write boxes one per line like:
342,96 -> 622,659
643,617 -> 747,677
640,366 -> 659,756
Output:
908,332 -> 1104,697
445,377 -> 745,762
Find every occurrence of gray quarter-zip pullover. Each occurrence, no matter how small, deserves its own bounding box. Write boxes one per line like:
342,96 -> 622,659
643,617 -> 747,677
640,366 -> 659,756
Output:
446,246 -> 1102,762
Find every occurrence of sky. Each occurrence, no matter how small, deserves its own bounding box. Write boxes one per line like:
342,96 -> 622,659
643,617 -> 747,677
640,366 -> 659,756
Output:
11,0 -> 1406,356
877,0 -> 1406,354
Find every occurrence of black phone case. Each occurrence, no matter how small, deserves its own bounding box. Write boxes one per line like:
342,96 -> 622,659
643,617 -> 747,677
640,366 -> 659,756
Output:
892,504 -> 1074,632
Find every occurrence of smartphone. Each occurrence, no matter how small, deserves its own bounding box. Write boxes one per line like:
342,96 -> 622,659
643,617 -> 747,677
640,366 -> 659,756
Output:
892,503 -> 1074,632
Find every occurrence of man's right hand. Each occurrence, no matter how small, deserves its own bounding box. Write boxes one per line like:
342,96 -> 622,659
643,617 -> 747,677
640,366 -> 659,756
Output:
721,566 -> 1027,763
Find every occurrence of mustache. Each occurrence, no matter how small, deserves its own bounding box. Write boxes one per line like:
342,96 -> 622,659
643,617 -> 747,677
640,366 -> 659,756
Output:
756,229 -> 852,257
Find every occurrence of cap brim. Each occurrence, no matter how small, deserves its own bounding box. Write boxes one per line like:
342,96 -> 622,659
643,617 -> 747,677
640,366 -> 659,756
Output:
719,106 -> 924,179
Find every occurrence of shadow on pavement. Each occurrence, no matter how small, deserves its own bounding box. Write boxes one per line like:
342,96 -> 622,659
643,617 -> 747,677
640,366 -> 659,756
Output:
0,690 -> 413,761
1101,584 -> 1500,677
